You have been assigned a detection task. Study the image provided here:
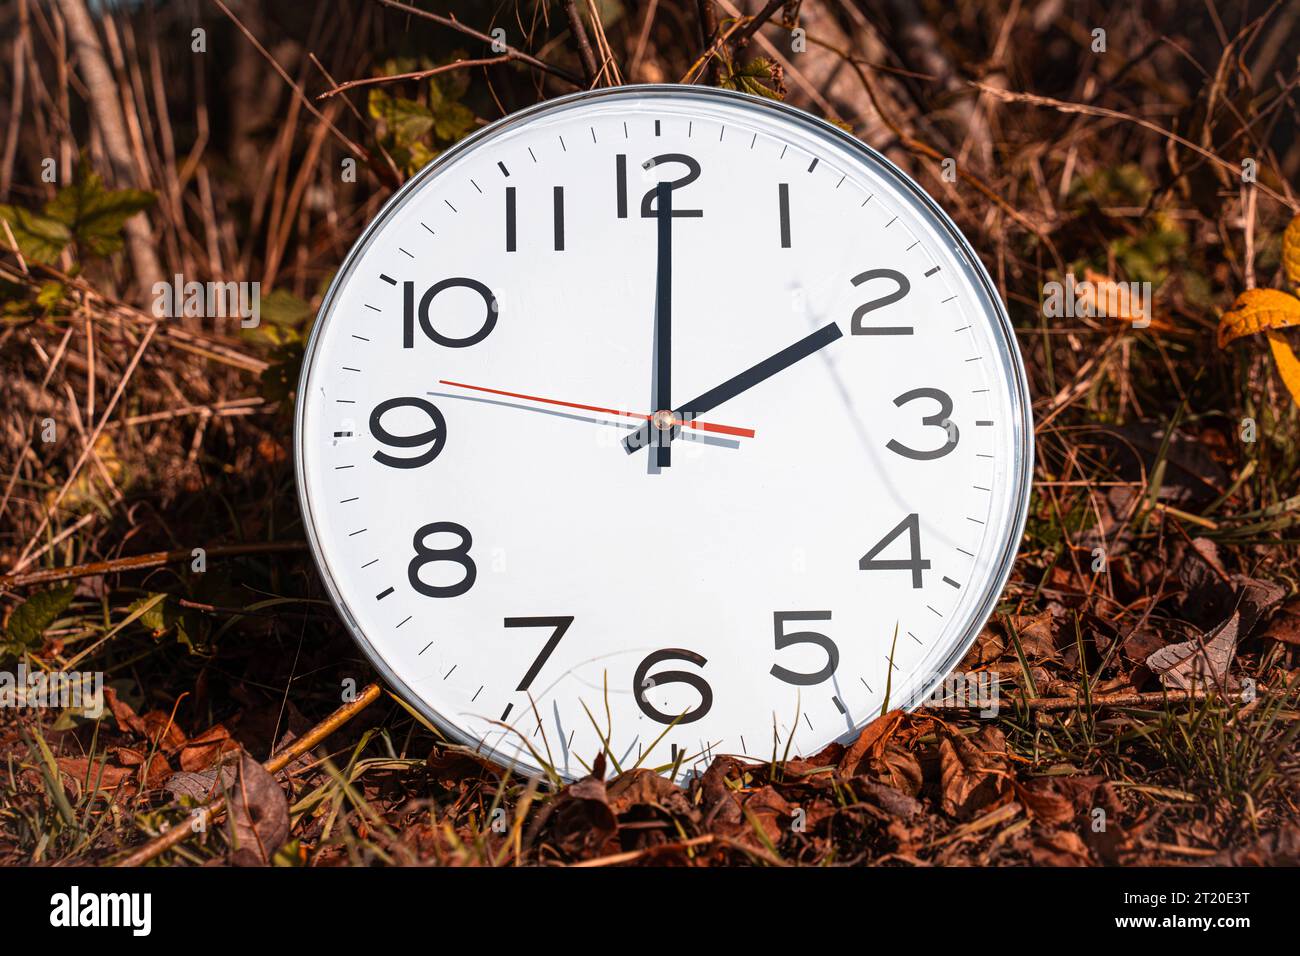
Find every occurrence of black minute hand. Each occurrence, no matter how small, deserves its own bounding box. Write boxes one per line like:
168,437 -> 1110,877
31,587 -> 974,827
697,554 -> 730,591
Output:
624,321 -> 844,454
652,182 -> 673,467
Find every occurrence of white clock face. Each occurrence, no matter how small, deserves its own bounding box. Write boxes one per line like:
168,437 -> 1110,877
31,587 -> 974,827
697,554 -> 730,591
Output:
297,86 -> 1031,781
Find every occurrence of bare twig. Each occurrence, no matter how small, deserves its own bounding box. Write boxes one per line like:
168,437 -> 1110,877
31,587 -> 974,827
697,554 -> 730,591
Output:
729,0 -> 787,51
808,37 -> 1065,271
317,56 -> 513,100
697,0 -> 719,84
563,0 -> 599,87
375,0 -> 583,89
209,0 -> 400,190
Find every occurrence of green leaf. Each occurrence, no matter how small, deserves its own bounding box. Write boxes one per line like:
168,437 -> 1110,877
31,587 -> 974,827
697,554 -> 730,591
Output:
44,170 -> 155,258
0,204 -> 71,263
260,288 -> 313,337
259,341 -> 305,403
368,89 -> 434,146
428,67 -> 475,144
35,281 -> 65,311
1068,163 -> 1152,209
718,57 -> 785,100
244,288 -> 313,350
429,55 -> 470,104
5,584 -> 75,647
128,593 -> 199,654
129,592 -> 169,633
432,99 -> 476,143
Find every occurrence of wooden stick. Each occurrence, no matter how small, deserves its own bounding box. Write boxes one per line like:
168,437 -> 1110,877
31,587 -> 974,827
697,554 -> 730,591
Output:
570,834 -> 714,867
1,541 -> 307,589
925,687 -> 1249,715
113,683 -> 382,867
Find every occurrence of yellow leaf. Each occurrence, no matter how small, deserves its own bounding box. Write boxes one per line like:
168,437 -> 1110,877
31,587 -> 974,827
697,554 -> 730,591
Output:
1080,268 -> 1173,329
1267,331 -> 1300,407
1217,287 -> 1300,348
1284,215 -> 1300,287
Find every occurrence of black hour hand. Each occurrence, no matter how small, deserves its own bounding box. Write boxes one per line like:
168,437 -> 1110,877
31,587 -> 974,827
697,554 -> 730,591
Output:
624,321 -> 843,454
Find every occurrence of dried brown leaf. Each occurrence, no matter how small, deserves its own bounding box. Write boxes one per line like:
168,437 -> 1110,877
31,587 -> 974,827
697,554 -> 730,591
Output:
1146,611 -> 1240,691
228,751 -> 289,866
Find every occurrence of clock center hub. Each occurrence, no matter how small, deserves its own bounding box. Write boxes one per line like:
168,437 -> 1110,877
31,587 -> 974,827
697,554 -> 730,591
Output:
651,409 -> 675,431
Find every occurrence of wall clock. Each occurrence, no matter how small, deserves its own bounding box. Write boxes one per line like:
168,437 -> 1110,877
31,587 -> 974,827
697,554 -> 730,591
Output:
296,85 -> 1032,780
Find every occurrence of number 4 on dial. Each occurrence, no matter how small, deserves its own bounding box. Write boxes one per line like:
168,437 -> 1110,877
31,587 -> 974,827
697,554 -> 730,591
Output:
859,513 -> 931,588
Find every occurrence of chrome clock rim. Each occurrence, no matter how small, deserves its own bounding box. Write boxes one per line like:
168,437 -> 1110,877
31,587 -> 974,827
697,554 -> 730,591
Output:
294,83 -> 1034,779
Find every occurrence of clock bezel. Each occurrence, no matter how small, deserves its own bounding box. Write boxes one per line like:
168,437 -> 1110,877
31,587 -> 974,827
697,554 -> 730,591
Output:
294,83 -> 1034,777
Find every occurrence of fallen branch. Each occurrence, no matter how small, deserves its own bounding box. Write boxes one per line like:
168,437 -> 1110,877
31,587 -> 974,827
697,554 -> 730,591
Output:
1,541 -> 307,589
926,687 -> 1252,715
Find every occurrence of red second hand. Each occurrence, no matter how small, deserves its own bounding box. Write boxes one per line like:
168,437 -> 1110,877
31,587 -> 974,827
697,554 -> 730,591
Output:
437,380 -> 755,439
